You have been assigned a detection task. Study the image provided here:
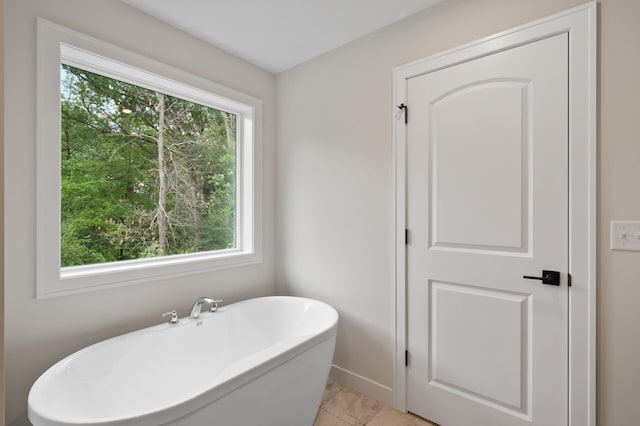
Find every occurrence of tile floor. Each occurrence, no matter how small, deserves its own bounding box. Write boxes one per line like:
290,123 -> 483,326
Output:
314,381 -> 437,426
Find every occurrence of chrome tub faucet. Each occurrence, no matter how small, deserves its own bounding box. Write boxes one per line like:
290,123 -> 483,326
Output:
190,297 -> 223,319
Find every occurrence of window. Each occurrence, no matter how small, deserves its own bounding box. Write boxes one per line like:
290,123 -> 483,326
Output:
60,64 -> 239,266
37,19 -> 262,298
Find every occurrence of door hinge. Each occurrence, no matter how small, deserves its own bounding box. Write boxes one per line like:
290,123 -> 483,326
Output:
405,350 -> 409,366
397,103 -> 408,124
405,229 -> 408,245
568,273 -> 572,287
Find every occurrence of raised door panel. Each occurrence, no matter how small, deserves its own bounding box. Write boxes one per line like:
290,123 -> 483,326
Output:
430,81 -> 530,253
429,281 -> 530,415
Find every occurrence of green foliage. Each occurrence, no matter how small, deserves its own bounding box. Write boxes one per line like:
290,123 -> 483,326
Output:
60,64 -> 237,267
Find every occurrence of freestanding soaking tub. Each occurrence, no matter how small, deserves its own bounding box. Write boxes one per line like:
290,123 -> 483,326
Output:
28,296 -> 338,426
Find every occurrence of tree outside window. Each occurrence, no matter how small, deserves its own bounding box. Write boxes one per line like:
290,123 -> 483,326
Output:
61,64 -> 237,267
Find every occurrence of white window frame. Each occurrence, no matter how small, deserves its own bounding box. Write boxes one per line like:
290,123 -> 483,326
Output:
36,18 -> 262,299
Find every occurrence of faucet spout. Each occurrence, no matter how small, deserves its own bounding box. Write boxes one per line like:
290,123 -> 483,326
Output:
190,297 -> 223,319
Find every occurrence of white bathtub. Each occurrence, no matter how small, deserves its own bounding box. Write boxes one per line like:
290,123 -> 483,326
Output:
28,296 -> 338,426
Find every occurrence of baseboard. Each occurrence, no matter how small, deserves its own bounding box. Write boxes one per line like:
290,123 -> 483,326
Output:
329,364 -> 393,406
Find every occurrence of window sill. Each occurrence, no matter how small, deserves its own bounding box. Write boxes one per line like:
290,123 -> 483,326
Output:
38,250 -> 262,299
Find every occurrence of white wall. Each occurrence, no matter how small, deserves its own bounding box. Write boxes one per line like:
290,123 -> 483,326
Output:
276,0 -> 640,424
1,0 -> 5,423
3,1 -> 276,424
597,1 -> 640,424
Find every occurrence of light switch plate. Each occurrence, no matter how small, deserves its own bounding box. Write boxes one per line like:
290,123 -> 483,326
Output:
610,221 -> 640,251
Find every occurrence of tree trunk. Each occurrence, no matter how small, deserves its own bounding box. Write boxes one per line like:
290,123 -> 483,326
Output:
220,111 -> 236,246
156,92 -> 168,254
189,166 -> 200,251
221,111 -> 234,152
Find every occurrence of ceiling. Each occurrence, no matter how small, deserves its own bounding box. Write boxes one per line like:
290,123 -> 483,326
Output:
123,0 -> 444,73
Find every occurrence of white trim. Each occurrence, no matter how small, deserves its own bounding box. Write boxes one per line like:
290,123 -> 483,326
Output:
392,3 -> 596,425
36,19 -> 263,299
329,365 -> 393,406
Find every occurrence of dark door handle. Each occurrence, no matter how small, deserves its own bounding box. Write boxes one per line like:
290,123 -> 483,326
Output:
523,270 -> 560,286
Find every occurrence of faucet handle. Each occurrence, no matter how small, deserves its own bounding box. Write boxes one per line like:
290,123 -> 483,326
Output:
209,299 -> 223,312
162,310 -> 179,325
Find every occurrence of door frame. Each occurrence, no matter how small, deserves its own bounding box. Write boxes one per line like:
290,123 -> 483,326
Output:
392,3 -> 597,425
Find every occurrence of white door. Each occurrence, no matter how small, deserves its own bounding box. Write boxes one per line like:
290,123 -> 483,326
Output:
406,33 -> 569,426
